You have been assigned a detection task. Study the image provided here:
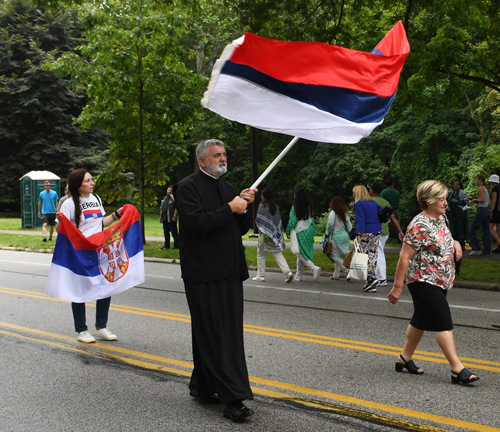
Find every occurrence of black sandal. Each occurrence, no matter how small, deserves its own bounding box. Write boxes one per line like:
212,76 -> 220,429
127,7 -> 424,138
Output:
395,354 -> 424,374
451,368 -> 479,385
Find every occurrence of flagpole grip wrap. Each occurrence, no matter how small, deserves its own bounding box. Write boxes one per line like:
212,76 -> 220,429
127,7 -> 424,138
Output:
250,136 -> 300,190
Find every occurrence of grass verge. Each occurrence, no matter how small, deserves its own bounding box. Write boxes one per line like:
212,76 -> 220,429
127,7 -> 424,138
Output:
0,223 -> 498,284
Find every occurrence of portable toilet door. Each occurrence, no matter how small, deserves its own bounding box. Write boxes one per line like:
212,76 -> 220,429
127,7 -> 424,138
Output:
20,171 -> 61,229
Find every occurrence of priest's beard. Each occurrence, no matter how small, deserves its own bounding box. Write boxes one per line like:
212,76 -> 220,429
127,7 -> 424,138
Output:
206,160 -> 227,177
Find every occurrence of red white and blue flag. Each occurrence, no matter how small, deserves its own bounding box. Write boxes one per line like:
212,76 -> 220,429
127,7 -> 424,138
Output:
46,204 -> 145,302
202,22 -> 410,144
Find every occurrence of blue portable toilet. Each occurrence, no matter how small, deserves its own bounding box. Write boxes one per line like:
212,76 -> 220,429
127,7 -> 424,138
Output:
20,171 -> 61,229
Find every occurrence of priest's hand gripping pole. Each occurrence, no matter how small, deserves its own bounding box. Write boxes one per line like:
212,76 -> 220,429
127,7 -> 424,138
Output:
249,136 -> 300,190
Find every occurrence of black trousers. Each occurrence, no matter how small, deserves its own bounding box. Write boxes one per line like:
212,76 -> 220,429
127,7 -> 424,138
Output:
162,221 -> 179,248
184,278 -> 253,403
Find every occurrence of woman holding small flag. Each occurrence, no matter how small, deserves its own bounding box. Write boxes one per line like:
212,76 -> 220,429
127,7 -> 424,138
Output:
59,168 -> 123,344
286,188 -> 321,282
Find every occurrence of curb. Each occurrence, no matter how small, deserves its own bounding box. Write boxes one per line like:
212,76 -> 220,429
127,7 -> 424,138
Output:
1,247 -> 498,292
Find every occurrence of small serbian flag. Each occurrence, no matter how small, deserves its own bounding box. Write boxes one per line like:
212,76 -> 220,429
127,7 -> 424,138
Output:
83,208 -> 103,220
202,22 -> 410,144
46,204 -> 145,303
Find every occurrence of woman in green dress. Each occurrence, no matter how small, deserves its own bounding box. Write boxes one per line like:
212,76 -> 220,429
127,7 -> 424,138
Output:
286,188 -> 321,282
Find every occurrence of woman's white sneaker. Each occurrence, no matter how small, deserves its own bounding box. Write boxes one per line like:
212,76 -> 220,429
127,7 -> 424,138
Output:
94,328 -> 118,341
77,330 -> 96,343
285,272 -> 294,283
252,276 -> 265,282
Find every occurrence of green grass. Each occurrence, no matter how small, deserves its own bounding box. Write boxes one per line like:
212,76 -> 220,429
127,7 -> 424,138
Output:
0,234 -> 55,252
0,217 -> 498,284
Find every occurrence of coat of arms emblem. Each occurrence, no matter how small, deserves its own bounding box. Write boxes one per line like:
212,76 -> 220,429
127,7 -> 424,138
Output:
98,228 -> 129,282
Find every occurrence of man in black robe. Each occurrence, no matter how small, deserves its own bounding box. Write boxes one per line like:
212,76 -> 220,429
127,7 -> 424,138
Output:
174,139 -> 257,422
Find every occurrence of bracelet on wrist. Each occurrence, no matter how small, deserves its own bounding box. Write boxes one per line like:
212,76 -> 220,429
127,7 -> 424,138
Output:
114,210 -> 121,219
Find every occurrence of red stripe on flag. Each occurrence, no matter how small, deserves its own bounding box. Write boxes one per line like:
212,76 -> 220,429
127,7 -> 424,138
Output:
228,23 -> 409,98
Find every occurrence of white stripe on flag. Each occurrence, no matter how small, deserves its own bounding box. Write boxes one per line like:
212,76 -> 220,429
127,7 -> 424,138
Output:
205,75 -> 383,144
46,251 -> 145,302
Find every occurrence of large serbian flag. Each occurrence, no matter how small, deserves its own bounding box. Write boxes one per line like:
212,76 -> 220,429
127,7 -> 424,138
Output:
46,204 -> 145,303
202,21 -> 410,144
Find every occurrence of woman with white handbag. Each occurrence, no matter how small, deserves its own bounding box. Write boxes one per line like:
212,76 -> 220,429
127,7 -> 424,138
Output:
352,185 -> 385,292
325,196 -> 352,280
285,188 -> 321,282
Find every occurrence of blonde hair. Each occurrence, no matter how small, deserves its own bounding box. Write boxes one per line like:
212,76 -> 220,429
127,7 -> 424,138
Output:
352,185 -> 371,202
416,180 -> 448,209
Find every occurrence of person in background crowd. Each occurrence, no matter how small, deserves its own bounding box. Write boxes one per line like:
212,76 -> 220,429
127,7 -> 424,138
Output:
446,179 -> 469,275
352,185 -> 384,293
253,188 -> 294,283
38,180 -> 59,242
388,180 -> 479,385
381,178 -> 400,221
59,168 -> 123,343
469,174 -> 491,256
55,185 -> 70,226
368,183 -> 404,286
159,185 -> 179,250
286,188 -> 321,282
174,139 -> 256,422
488,174 -> 500,254
325,196 -> 351,280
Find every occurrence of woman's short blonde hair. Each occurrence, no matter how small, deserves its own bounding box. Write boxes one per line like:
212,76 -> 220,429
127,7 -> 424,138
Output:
416,180 -> 448,209
352,185 -> 371,202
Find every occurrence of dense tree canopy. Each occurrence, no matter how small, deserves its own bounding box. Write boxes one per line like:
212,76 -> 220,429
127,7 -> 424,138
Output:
0,0 -> 107,208
1,0 -> 499,229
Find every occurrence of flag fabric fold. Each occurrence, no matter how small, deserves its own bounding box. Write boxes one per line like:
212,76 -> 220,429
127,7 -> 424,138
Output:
202,21 -> 410,144
46,204 -> 145,302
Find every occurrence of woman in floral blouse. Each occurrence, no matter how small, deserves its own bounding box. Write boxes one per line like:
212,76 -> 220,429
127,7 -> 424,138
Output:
388,180 -> 479,385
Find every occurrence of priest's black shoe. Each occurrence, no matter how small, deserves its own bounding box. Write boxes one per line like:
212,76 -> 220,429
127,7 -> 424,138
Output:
189,390 -> 221,405
223,401 -> 254,422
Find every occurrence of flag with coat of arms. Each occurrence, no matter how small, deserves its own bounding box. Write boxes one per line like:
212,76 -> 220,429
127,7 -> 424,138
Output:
46,204 -> 145,303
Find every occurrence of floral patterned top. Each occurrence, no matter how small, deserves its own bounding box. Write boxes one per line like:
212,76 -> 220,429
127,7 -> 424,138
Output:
404,212 -> 455,290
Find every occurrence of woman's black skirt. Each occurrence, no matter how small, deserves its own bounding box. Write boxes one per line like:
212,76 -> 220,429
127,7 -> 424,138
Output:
407,281 -> 453,331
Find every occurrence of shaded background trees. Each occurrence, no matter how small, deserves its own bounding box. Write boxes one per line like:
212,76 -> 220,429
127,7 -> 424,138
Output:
1,0 -> 499,230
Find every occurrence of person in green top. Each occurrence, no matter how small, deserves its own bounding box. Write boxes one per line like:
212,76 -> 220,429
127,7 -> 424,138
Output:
285,188 -> 320,282
368,183 -> 404,286
381,178 -> 400,210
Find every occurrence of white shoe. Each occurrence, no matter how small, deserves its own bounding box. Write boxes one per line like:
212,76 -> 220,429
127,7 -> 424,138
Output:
378,279 -> 388,287
469,250 -> 481,256
312,266 -> 321,281
77,330 -> 96,343
294,274 -> 303,282
252,276 -> 265,282
94,327 -> 118,341
285,272 -> 293,283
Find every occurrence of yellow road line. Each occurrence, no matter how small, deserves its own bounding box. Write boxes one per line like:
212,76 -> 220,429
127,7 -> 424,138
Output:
1,287 -> 499,372
2,322 -> 498,432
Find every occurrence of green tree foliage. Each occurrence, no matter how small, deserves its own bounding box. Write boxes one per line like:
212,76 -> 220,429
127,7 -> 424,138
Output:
48,0 -> 204,240
0,0 -> 108,208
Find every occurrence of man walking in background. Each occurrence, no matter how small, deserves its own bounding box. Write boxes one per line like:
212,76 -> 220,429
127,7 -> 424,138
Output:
38,180 -> 58,242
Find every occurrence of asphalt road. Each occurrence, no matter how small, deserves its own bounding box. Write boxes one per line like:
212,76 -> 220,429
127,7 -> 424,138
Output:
0,250 -> 499,432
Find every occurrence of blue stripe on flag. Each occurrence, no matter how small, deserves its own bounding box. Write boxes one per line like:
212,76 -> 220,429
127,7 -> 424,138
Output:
221,61 -> 396,124
52,233 -> 100,277
124,220 -> 143,258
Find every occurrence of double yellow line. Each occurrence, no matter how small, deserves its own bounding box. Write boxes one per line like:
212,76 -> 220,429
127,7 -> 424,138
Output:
1,287 -> 499,431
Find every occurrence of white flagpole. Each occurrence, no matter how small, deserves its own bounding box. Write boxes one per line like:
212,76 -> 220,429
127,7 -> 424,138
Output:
250,136 -> 300,189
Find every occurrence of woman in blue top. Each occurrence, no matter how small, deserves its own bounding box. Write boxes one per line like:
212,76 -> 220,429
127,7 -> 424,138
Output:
352,185 -> 384,292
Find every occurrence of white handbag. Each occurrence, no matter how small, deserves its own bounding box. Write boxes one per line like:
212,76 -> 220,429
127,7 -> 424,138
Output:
346,239 -> 368,281
290,229 -> 300,255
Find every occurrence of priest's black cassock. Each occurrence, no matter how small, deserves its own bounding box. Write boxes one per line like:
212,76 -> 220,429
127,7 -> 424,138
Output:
174,169 -> 253,403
